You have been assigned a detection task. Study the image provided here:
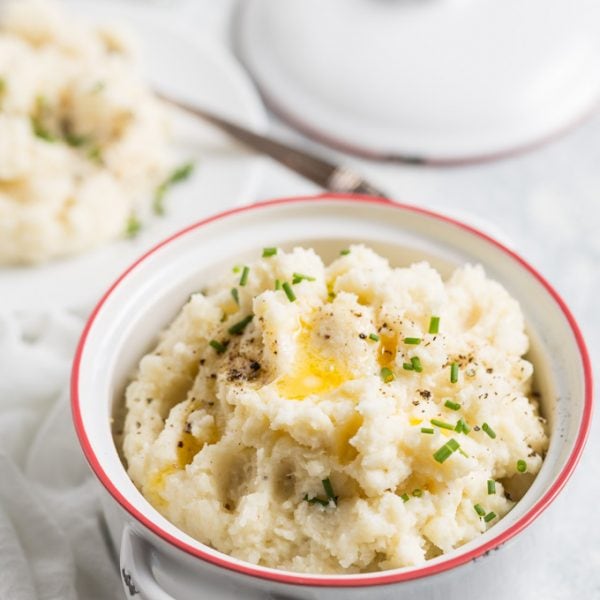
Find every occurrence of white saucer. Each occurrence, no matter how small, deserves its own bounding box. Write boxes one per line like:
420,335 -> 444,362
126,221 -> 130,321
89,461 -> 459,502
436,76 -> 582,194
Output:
1,1 -> 267,312
236,0 -> 600,163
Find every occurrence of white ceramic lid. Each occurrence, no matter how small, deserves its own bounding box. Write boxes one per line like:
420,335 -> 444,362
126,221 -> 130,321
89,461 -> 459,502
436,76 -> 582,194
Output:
235,0 -> 600,162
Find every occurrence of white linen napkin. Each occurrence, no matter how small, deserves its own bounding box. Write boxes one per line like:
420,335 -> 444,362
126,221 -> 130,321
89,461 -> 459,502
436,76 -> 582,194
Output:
0,311 -> 121,600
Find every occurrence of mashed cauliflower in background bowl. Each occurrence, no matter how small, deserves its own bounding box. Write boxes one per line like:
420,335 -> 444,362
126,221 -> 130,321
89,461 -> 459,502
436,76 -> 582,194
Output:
0,0 -> 171,264
72,196 -> 592,598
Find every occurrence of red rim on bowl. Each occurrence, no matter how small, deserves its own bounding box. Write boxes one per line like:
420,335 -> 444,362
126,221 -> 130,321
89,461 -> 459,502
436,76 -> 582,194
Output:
71,194 -> 593,587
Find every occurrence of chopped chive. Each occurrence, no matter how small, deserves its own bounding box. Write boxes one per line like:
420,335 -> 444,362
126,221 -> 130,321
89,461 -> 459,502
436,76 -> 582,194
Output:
431,418 -> 455,431
450,362 -> 459,384
404,337 -> 422,345
403,362 -> 414,371
168,162 -> 195,184
474,503 -> 486,517
401,493 -> 410,502
303,494 -> 329,507
411,356 -> 423,373
152,162 -> 195,212
153,183 -> 167,215
64,132 -> 88,147
516,459 -> 527,473
292,272 -> 316,284
380,367 -> 394,383
481,423 -> 496,439
87,145 -> 103,164
232,265 -> 241,273
31,116 -> 56,142
487,480 -> 496,495
230,288 -> 239,305
274,279 -> 282,290
458,448 -> 469,458
444,400 -> 461,411
209,339 -> 227,354
412,489 -> 423,497
228,314 -> 253,335
484,512 -> 497,523
428,316 -> 440,334
340,249 -> 351,256
239,266 -> 250,286
125,214 -> 141,238
282,282 -> 296,302
455,418 -> 470,434
433,438 -> 460,463
368,333 -> 380,342
421,427 -> 434,434
262,247 -> 277,257
322,478 -> 337,505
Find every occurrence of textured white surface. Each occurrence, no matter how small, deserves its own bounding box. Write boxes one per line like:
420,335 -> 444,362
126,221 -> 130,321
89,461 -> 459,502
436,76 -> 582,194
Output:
0,1 -> 598,599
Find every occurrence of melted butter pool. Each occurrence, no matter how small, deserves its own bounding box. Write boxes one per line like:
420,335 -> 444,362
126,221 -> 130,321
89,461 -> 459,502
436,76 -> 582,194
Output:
276,320 -> 352,400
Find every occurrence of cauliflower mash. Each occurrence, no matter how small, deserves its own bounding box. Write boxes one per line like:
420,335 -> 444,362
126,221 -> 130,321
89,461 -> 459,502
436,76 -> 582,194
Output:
123,245 -> 548,573
0,0 -> 170,264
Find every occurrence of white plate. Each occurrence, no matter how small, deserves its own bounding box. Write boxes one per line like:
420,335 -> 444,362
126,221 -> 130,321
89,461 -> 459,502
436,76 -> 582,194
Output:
1,1 -> 267,311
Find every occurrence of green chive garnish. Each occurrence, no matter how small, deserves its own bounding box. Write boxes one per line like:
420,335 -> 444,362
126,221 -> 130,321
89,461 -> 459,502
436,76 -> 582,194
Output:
239,266 -> 250,286
274,279 -> 282,290
403,362 -> 414,371
450,362 -> 459,384
482,423 -> 496,439
209,339 -> 227,354
232,265 -> 241,274
380,367 -> 394,383
474,503 -> 486,517
445,400 -> 461,411
412,489 -> 423,497
487,480 -> 496,495
228,314 -> 253,335
404,337 -> 421,345
433,438 -> 460,463
282,282 -> 296,302
31,115 -> 56,142
125,214 -> 141,238
64,132 -> 88,147
516,459 -> 527,473
401,493 -> 410,502
322,478 -> 337,505
428,316 -> 440,334
368,333 -> 380,342
484,512 -> 497,523
340,249 -> 351,255
169,162 -> 195,184
263,247 -> 277,257
87,145 -> 103,164
421,427 -> 434,434
431,419 -> 454,431
455,418 -> 470,434
231,288 -> 239,305
303,494 -> 329,507
292,272 -> 316,284
411,356 -> 423,372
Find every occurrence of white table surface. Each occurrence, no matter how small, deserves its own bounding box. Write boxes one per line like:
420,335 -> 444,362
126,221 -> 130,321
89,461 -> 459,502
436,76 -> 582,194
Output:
6,1 -> 598,598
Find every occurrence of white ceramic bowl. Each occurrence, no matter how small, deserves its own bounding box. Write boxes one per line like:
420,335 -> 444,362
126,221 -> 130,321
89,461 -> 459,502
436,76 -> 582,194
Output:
71,195 -> 592,599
